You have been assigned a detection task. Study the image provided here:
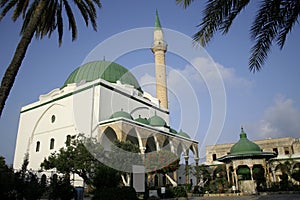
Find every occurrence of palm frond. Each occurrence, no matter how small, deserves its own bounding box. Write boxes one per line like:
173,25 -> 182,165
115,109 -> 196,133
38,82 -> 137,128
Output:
249,0 -> 281,72
21,0 -> 29,18
220,0 -> 250,34
176,0 -> 194,8
276,0 -> 300,49
12,0 -> 30,21
74,0 -> 89,27
42,0 -> 57,38
63,0 -> 77,41
194,0 -> 224,46
0,0 -> 10,7
2,0 -> 101,44
84,0 -> 98,30
0,0 -> 17,21
56,2 -> 63,45
88,0 -> 100,25
91,0 -> 101,8
20,0 -> 38,35
194,0 -> 250,46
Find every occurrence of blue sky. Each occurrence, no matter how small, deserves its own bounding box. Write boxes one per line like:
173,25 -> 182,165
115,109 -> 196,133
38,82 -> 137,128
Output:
1,1 -> 300,164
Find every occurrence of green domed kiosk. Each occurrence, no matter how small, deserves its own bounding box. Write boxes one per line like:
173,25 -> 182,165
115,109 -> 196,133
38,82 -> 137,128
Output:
217,127 -> 275,194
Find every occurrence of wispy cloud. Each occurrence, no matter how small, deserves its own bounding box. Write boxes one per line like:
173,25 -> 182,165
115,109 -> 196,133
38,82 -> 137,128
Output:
137,56 -> 252,144
187,57 -> 253,90
139,56 -> 253,93
248,95 -> 300,139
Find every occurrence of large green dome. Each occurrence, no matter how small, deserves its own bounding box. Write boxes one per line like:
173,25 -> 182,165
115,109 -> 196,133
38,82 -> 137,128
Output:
63,60 -> 142,92
230,128 -> 261,155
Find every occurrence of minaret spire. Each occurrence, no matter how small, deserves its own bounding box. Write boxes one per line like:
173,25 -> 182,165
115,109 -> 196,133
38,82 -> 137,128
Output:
151,10 -> 168,109
155,9 -> 162,30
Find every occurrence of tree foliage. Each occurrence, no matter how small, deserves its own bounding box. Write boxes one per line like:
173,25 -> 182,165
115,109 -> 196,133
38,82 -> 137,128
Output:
0,154 -> 48,199
176,0 -> 300,72
145,150 -> 180,174
41,135 -> 142,188
0,0 -> 102,116
104,140 -> 142,173
192,164 -> 211,189
41,134 -> 104,185
0,156 -> 15,199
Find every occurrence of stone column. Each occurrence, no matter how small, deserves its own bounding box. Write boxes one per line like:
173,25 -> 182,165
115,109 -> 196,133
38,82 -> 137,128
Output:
184,155 -> 189,184
139,146 -> 146,155
233,167 -> 239,191
231,170 -> 235,186
226,165 -> 230,184
195,157 -> 199,184
263,162 -> 270,188
173,171 -> 177,184
271,167 -> 276,183
249,165 -> 254,181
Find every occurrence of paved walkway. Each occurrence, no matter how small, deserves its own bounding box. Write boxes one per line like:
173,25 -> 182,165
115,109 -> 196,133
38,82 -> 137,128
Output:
83,193 -> 300,200
187,194 -> 300,200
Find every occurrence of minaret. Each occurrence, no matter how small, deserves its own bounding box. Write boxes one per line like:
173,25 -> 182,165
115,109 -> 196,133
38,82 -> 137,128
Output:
151,10 -> 168,109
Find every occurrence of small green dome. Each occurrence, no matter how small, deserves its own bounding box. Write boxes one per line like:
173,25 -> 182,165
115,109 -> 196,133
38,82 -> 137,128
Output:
110,110 -> 133,120
63,60 -> 142,92
135,115 -> 149,125
170,128 -> 178,134
178,129 -> 190,138
230,128 -> 261,155
148,115 -> 167,127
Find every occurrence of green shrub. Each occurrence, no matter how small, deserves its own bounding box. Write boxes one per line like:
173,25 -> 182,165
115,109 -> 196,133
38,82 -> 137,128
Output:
193,185 -> 200,194
92,186 -> 138,200
173,186 -> 187,197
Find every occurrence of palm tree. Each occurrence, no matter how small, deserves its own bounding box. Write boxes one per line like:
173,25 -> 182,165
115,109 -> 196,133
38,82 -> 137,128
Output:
0,0 -> 102,117
176,0 -> 300,72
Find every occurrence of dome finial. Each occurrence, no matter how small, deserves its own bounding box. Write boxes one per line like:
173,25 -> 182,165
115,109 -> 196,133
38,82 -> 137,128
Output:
240,126 -> 247,138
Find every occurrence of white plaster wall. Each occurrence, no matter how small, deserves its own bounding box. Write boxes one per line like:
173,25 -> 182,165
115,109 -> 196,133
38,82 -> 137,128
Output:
99,86 -> 170,125
14,90 -> 77,170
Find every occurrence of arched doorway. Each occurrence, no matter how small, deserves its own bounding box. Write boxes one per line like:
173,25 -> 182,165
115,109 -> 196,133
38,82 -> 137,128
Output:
125,128 -> 139,146
253,164 -> 266,191
145,136 -> 156,153
101,127 -> 118,151
237,165 -> 251,180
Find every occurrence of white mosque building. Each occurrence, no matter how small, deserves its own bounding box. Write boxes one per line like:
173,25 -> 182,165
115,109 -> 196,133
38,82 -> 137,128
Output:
13,11 -> 199,186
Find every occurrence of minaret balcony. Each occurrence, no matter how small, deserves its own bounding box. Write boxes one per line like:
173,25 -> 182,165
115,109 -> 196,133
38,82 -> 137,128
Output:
151,41 -> 167,52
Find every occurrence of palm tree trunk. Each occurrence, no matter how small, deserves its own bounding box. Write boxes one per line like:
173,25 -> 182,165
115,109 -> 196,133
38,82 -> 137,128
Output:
0,0 -> 48,117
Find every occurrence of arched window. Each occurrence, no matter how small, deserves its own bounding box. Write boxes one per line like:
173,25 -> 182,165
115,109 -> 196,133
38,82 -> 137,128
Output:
66,135 -> 71,147
212,154 -> 217,161
154,174 -> 159,186
36,141 -> 40,152
50,138 -> 55,150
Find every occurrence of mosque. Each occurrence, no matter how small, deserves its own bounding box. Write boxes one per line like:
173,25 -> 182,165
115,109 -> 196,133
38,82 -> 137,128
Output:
13,11 -> 199,187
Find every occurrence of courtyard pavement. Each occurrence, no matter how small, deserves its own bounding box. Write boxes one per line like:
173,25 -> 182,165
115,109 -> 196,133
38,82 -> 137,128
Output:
187,193 -> 300,200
